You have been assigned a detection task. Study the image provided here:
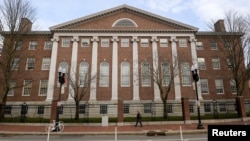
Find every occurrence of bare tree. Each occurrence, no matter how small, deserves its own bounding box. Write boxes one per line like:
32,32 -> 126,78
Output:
67,65 -> 97,120
209,10 -> 250,97
0,0 -> 36,119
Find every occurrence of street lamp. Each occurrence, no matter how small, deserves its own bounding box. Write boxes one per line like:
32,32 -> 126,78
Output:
53,66 -> 66,131
191,64 -> 204,129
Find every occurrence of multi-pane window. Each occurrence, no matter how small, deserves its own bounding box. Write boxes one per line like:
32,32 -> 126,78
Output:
204,103 -> 211,112
144,103 -> 152,113
81,38 -> 90,47
29,41 -> 37,50
210,41 -> 217,50
62,38 -> 71,47
79,61 -> 89,87
219,103 -> 226,112
215,79 -> 224,94
121,61 -> 130,87
44,41 -> 52,50
181,63 -> 191,86
23,80 -> 32,96
161,62 -> 171,86
230,79 -> 237,94
160,39 -> 168,47
26,58 -> 35,70
59,105 -> 63,114
189,104 -> 194,113
141,61 -> 151,86
198,58 -> 206,70
196,42 -> 203,50
179,39 -> 187,47
14,41 -> 22,50
7,80 -> 16,96
42,58 -> 51,70
121,38 -> 129,47
166,104 -> 173,113
200,79 -> 209,94
79,104 -> 86,114
100,62 -> 109,87
39,80 -> 48,96
4,105 -> 12,115
224,42 -> 232,50
226,58 -> 233,69
11,58 -> 19,70
212,58 -> 220,69
37,106 -> 44,114
100,105 -> 108,114
101,38 -> 109,47
123,104 -> 129,114
141,38 -> 149,47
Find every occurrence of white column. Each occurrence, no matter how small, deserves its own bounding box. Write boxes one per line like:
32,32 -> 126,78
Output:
67,36 -> 79,101
132,36 -> 140,101
111,36 -> 119,101
151,36 -> 161,101
190,36 -> 203,100
89,36 -> 99,101
46,37 -> 59,101
170,36 -> 182,100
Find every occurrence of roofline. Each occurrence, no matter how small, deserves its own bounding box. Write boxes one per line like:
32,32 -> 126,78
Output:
196,31 -> 243,36
50,4 -> 198,31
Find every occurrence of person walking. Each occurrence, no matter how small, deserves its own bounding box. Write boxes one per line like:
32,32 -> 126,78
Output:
135,111 -> 142,127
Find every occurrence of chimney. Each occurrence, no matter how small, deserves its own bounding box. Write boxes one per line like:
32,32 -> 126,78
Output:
214,19 -> 226,32
19,18 -> 32,32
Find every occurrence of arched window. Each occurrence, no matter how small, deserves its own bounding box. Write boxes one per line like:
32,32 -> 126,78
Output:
141,61 -> 151,86
121,61 -> 130,87
58,61 -> 69,87
181,62 -> 191,86
79,61 -> 89,87
161,62 -> 171,86
100,61 -> 109,87
112,18 -> 138,27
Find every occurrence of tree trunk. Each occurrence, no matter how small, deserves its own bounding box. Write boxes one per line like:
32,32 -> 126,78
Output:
163,101 -> 168,119
75,101 -> 79,120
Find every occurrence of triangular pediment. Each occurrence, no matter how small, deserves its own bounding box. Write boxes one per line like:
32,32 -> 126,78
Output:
50,4 -> 198,32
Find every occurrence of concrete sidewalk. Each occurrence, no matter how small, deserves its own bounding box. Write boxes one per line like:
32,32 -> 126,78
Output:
0,118 -> 249,135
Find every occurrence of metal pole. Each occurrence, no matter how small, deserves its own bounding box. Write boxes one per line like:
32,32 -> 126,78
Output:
54,82 -> 62,131
195,80 -> 204,129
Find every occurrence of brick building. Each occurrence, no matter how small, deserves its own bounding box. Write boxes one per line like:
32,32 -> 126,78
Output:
1,5 -> 249,119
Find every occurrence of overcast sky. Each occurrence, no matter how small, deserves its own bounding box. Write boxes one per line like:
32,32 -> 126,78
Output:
2,0 -> 250,31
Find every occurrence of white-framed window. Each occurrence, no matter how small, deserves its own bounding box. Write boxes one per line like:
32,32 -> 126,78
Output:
161,62 -> 171,86
196,42 -> 203,50
29,41 -> 37,50
100,61 -> 109,87
224,42 -> 232,50
181,62 -> 191,86
23,80 -> 32,96
11,58 -> 19,70
179,39 -> 187,47
141,61 -> 151,86
121,38 -> 129,47
79,61 -> 89,87
81,38 -> 90,47
44,41 -> 52,50
141,38 -> 149,47
198,58 -> 206,70
210,41 -> 217,50
212,58 -> 220,70
101,38 -> 109,47
200,79 -> 209,94
226,58 -> 233,69
26,58 -> 35,70
230,79 -> 237,94
39,80 -> 48,96
62,38 -> 71,47
7,80 -> 16,96
14,41 -> 22,50
42,58 -> 51,70
160,39 -> 168,47
215,79 -> 224,94
121,61 -> 130,87
100,105 -> 108,114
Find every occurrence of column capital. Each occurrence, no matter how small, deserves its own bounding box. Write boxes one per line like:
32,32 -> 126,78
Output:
111,36 -> 119,42
71,36 -> 79,42
151,36 -> 158,42
131,36 -> 139,42
91,36 -> 99,42
189,36 -> 197,42
170,36 -> 178,42
51,37 -> 59,42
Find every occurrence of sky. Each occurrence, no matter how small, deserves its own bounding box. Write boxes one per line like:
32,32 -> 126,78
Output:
2,0 -> 250,31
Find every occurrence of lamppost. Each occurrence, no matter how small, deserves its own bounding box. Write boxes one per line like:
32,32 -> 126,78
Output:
191,64 -> 204,129
54,66 -> 66,131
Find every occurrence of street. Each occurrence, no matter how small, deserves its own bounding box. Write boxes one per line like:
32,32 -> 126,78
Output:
0,134 -> 207,141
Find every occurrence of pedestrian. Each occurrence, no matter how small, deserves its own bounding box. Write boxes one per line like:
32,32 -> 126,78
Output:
135,111 -> 142,127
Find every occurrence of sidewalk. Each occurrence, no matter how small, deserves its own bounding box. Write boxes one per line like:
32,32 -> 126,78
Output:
0,118 -> 249,135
